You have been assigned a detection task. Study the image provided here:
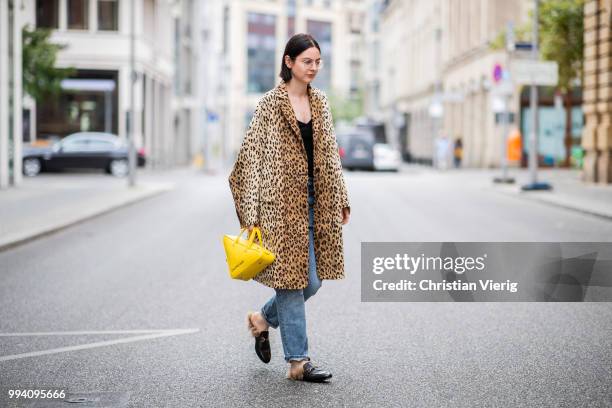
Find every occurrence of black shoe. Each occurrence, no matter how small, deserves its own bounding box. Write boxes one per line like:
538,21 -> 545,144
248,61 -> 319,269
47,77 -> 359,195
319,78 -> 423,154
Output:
301,362 -> 332,382
254,330 -> 271,363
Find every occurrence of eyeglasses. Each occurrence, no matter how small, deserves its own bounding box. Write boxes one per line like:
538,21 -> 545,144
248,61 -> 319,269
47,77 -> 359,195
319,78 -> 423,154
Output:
299,58 -> 324,70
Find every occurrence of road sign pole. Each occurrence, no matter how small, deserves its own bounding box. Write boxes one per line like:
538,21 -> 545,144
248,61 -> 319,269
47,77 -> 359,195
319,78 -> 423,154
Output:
493,22 -> 515,184
502,96 -> 510,180
494,94 -> 515,184
522,0 -> 551,191
529,76 -> 538,182
503,22 -> 515,182
529,0 -> 539,185
128,0 -> 136,187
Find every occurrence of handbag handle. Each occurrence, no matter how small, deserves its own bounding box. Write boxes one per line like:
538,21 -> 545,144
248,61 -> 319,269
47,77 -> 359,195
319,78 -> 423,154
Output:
236,226 -> 263,248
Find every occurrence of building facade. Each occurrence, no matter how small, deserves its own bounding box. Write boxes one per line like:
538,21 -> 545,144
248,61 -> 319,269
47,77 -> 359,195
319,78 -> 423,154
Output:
378,0 -> 444,162
1,0 -> 205,188
441,0 -> 529,168
377,0 -> 531,167
24,0 -> 178,168
13,0 -> 202,172
8,0 -> 369,176
582,0 -> 612,183
214,0 -> 366,165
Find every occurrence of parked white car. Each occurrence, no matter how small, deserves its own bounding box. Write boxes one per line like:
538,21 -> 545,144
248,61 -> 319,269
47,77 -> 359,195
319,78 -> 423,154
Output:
373,143 -> 401,171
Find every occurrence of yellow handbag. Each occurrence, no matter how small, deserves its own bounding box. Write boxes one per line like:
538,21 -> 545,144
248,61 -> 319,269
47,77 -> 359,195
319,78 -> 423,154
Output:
222,227 -> 276,280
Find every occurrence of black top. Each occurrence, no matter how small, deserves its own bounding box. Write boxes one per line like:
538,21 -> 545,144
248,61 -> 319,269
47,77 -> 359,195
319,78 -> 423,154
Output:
297,119 -> 314,178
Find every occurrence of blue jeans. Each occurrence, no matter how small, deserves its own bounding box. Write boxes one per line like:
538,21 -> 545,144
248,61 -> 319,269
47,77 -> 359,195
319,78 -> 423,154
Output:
260,176 -> 322,362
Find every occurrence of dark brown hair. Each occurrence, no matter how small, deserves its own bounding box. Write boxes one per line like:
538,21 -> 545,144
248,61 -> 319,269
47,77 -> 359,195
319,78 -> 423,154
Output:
279,33 -> 321,82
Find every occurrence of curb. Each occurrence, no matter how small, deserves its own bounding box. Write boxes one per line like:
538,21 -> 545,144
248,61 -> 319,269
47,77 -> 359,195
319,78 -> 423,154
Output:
0,185 -> 173,253
490,185 -> 612,221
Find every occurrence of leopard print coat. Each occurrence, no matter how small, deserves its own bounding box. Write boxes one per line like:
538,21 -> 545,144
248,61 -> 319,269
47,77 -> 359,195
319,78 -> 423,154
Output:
228,80 -> 350,289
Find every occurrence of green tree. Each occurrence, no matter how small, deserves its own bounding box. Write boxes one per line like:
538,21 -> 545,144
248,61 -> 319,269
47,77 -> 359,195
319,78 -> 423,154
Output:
539,0 -> 584,167
329,88 -> 364,124
22,26 -> 74,102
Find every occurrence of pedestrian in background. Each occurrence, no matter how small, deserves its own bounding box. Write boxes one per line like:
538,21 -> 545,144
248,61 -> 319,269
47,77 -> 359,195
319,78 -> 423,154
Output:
435,133 -> 451,170
228,33 -> 350,382
453,137 -> 463,168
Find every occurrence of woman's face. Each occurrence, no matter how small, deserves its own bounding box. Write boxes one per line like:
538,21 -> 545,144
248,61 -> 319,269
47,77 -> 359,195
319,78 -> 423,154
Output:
285,47 -> 321,84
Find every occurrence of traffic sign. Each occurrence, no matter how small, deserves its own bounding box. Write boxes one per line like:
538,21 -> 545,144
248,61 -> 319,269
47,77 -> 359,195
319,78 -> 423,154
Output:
510,60 -> 558,86
514,42 -> 533,51
493,64 -> 504,83
491,79 -> 513,96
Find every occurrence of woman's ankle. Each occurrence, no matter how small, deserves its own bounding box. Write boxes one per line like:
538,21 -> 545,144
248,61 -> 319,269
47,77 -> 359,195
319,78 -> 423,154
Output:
289,358 -> 309,368
256,312 -> 270,330
287,360 -> 308,379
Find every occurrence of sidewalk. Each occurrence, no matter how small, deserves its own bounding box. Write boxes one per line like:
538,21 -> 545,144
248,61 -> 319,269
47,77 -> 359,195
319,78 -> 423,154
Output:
489,168 -> 612,220
402,163 -> 612,220
0,169 -> 177,252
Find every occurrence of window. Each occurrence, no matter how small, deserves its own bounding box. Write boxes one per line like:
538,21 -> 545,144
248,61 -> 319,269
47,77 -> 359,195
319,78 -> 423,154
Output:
36,0 -> 59,29
350,61 -> 360,92
68,0 -> 89,30
37,70 -> 120,138
287,0 -> 295,37
247,13 -> 276,93
98,0 -> 118,31
62,138 -> 90,152
88,139 -> 115,152
287,16 -> 295,38
371,40 -> 380,70
349,12 -> 362,34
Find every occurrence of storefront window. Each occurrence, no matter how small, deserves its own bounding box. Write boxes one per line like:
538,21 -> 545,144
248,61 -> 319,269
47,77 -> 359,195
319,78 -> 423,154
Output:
521,106 -> 584,166
37,71 -> 119,138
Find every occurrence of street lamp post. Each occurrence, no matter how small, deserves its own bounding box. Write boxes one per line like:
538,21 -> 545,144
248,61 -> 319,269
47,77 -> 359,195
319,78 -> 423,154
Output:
128,0 -> 137,187
493,92 -> 515,183
430,26 -> 443,169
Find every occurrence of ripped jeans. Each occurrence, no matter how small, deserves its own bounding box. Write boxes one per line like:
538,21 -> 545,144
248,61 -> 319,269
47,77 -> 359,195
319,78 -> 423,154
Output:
260,176 -> 322,362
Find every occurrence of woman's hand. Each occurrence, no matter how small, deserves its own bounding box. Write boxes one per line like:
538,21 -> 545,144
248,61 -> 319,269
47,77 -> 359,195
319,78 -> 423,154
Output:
341,207 -> 350,225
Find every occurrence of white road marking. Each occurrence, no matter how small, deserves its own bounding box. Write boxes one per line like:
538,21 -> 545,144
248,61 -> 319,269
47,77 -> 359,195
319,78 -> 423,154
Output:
0,328 -> 200,362
0,329 -> 191,336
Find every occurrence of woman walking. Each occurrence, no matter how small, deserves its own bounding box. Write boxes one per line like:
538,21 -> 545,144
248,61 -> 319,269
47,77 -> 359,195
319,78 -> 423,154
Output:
228,33 -> 350,382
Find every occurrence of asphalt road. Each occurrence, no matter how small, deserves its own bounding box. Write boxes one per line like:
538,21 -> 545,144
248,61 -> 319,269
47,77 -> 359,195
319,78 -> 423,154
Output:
1,167 -> 611,407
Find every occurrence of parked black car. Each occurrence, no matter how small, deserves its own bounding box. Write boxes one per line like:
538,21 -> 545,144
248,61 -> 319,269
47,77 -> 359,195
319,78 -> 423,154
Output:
337,129 -> 376,170
22,132 -> 146,177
